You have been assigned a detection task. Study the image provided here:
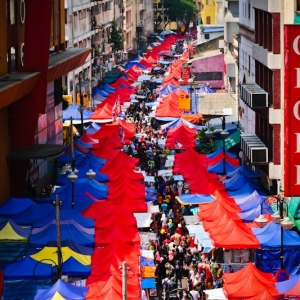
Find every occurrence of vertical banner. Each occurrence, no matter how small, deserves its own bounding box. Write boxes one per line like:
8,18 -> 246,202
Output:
181,66 -> 191,83
284,25 -> 300,195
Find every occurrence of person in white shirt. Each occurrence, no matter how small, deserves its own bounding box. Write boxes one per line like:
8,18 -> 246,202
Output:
190,285 -> 200,300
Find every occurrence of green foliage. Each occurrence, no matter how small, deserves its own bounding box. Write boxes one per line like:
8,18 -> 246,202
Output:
108,19 -> 124,52
195,128 -> 216,154
164,0 -> 199,32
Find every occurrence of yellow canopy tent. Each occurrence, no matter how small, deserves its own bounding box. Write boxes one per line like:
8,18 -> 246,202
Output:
51,291 -> 66,300
31,246 -> 91,266
0,221 -> 29,242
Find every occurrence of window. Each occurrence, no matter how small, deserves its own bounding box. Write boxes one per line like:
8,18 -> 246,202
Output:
297,0 -> 300,11
79,10 -> 86,20
248,55 -> 251,75
9,0 -> 16,25
206,16 -> 211,24
206,0 -> 210,5
248,4 -> 251,19
7,46 -> 17,72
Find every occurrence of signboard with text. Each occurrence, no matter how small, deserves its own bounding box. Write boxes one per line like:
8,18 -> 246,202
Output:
178,92 -> 191,110
181,66 -> 191,83
284,25 -> 300,195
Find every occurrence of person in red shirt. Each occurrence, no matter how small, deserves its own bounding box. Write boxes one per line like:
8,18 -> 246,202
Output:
205,266 -> 213,289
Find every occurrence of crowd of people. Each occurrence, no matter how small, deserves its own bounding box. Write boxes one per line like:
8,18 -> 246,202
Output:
121,84 -> 243,300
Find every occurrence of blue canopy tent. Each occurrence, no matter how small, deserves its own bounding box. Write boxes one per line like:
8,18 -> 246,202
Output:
92,88 -> 107,101
27,240 -> 94,256
206,147 -> 237,159
124,61 -> 147,70
223,173 -> 263,192
0,198 -> 34,216
227,182 -> 266,198
49,178 -> 108,212
62,257 -> 91,276
226,163 -> 261,179
207,160 -> 239,174
85,122 -> 101,134
233,190 -> 271,213
57,153 -> 108,185
57,147 -> 85,165
63,105 -> 93,123
176,194 -> 215,205
159,84 -> 178,95
252,222 -> 300,275
34,279 -> 88,300
198,85 -> 216,93
74,138 -> 93,149
238,206 -> 265,222
33,209 -> 94,228
4,256 -> 53,279
29,220 -> 94,248
275,275 -> 300,295
3,280 -> 52,300
101,83 -> 116,93
92,87 -> 109,98
160,118 -> 205,133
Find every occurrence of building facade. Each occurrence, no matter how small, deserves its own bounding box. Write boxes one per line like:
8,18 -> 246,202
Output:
237,0 -> 299,195
0,0 -> 91,201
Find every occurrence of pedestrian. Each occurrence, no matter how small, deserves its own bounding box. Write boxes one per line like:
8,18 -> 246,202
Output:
189,285 -> 200,300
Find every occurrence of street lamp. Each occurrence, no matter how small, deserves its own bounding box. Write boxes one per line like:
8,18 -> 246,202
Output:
204,116 -> 229,175
254,195 -> 294,270
66,117 -> 96,209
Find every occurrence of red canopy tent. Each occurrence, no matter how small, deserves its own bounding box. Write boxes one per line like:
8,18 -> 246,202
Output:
223,263 -> 279,299
165,123 -> 196,149
199,193 -> 261,249
100,151 -> 139,172
80,134 -> 99,145
86,273 -> 140,300
173,147 -> 207,171
207,151 -> 240,166
92,142 -> 122,160
110,77 -> 133,88
90,241 -> 140,276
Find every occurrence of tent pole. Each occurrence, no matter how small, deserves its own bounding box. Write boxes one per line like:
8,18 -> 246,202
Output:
55,195 -> 62,280
122,261 -> 127,300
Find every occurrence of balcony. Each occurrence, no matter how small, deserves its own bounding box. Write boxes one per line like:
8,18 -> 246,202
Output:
252,0 -> 281,13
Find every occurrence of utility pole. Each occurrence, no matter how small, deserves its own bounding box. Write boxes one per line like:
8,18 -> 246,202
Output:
122,261 -> 127,300
193,77 -> 197,114
54,195 -> 62,280
162,0 -> 165,38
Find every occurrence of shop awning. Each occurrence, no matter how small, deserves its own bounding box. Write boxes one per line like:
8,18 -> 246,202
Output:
47,48 -> 91,82
0,72 -> 41,110
7,144 -> 64,160
214,130 -> 241,150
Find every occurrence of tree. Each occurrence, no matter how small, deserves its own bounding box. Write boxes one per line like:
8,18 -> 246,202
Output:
108,19 -> 124,52
164,0 -> 199,34
195,128 -> 216,154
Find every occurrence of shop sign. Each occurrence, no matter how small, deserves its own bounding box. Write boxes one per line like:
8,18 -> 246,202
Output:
284,25 -> 300,195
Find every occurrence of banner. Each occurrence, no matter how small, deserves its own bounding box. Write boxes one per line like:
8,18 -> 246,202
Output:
178,92 -> 191,110
284,25 -> 300,195
181,66 -> 191,82
112,96 -> 121,121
